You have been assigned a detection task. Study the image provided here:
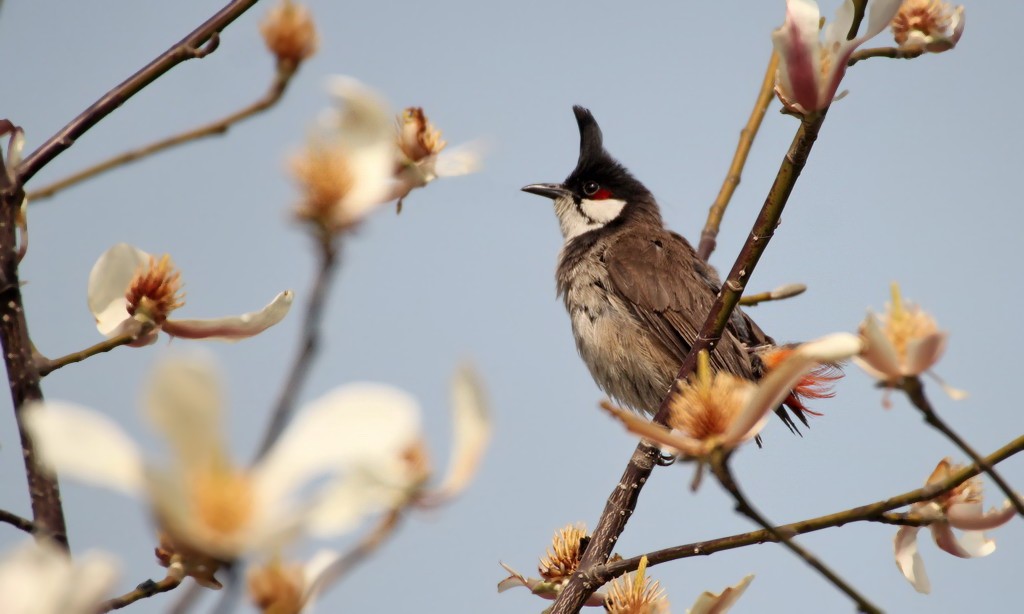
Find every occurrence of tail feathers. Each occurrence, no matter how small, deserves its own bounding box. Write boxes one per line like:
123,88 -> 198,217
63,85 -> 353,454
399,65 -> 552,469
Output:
758,345 -> 846,437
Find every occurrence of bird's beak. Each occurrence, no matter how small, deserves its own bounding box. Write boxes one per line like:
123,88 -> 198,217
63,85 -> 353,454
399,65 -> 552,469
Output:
521,183 -> 571,200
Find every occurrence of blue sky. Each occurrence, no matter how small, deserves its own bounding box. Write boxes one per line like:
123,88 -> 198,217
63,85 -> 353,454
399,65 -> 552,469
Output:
1,1 -> 1021,612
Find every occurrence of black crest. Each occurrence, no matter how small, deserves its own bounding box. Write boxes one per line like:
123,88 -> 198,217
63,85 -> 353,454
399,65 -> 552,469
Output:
573,105 -> 604,168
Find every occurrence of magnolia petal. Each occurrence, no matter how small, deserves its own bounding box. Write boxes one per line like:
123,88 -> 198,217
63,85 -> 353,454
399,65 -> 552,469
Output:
894,526 -> 930,594
255,383 -> 422,507
904,331 -> 947,376
304,463 -> 409,537
300,549 -> 343,607
22,401 -> 145,495
496,563 -> 607,606
931,523 -> 996,558
863,0 -> 906,41
426,364 -> 492,504
687,573 -> 754,614
724,333 -> 862,444
947,499 -> 1017,531
434,141 -> 486,178
324,76 -> 397,216
143,355 -> 227,472
949,6 -> 966,45
87,243 -> 151,333
857,312 -> 902,379
161,290 -> 294,341
602,402 -> 703,457
771,0 -> 823,112
0,540 -> 119,614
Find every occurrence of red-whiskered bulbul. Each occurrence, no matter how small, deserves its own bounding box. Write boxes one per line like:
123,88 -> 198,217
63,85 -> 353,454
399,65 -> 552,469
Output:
523,106 -> 819,433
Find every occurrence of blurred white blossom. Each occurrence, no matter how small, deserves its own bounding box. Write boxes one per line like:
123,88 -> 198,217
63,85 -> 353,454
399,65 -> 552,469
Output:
24,355 -> 422,585
290,77 -> 396,233
247,550 -> 340,614
0,540 -> 118,614
392,107 -> 483,209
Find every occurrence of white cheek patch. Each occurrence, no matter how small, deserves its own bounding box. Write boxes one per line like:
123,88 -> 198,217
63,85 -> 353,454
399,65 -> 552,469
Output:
554,196 -> 627,241
579,198 -> 626,224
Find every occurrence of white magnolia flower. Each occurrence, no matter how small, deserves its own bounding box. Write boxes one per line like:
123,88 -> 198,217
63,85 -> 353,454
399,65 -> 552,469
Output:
392,107 -> 483,209
290,77 -> 397,233
895,458 -> 1016,593
24,355 -> 422,578
308,364 -> 491,533
688,574 -> 754,614
0,540 -> 118,614
772,0 -> 903,114
88,243 -> 293,346
853,283 -> 965,401
891,0 -> 965,53
607,333 -> 863,457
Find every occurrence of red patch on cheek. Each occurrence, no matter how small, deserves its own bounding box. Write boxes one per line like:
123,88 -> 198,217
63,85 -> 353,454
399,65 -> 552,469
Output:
591,188 -> 613,200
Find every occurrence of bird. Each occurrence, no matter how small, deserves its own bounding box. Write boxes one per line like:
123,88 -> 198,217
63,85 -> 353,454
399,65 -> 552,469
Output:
522,106 -> 827,434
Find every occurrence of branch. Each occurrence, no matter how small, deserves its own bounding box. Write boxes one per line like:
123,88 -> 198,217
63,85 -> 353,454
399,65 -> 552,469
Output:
848,46 -> 925,67
0,175 -> 67,548
13,0 -> 261,187
901,376 -> 1024,517
254,237 -> 338,460
36,326 -> 153,376
27,61 -> 298,202
0,508 -> 35,534
698,50 -> 779,260
550,110 -> 830,614
97,571 -> 183,612
709,449 -> 880,613
590,433 -> 1024,582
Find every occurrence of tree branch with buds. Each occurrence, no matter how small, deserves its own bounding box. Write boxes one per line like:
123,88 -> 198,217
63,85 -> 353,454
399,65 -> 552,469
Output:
27,62 -> 299,202
590,432 -> 1024,584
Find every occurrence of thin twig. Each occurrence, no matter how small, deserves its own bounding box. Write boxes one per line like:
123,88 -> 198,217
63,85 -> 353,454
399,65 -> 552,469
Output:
27,62 -> 298,202
901,376 -> 1024,517
37,327 -> 151,376
848,46 -> 925,67
254,238 -> 338,460
308,509 -> 404,599
13,0 -> 261,187
709,449 -> 881,614
738,283 -> 806,307
593,432 -> 1024,582
97,571 -> 183,612
697,50 -> 779,260
0,508 -> 35,534
550,111 -> 830,614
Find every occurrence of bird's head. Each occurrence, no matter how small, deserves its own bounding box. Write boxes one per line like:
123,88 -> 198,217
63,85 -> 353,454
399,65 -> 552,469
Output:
523,106 -> 660,241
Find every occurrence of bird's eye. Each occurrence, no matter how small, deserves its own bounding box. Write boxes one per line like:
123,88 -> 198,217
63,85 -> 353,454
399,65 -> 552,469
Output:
583,181 -> 600,196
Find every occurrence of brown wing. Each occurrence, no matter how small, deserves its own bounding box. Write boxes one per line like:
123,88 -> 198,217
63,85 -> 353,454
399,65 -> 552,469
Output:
606,230 -> 807,434
604,230 -> 757,380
